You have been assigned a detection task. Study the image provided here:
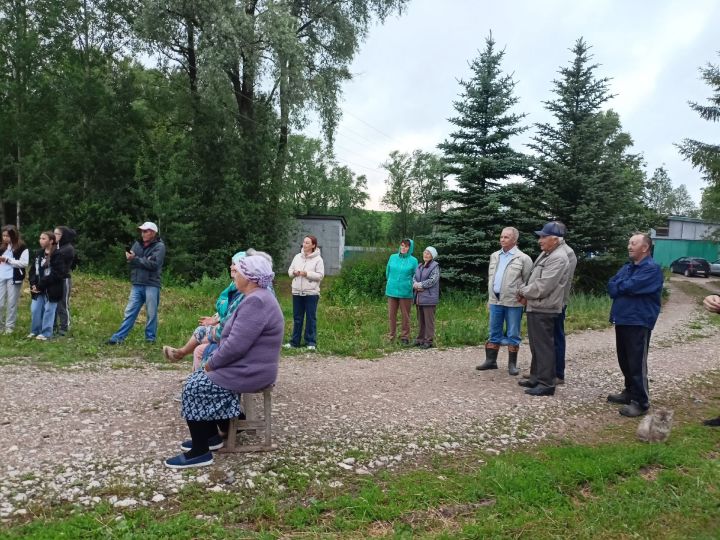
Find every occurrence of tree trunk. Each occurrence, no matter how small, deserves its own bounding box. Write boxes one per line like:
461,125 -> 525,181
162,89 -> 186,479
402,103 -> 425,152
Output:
270,57 -> 291,209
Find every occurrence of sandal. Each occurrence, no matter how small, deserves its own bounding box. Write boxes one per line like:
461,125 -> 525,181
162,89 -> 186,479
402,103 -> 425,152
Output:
162,345 -> 183,362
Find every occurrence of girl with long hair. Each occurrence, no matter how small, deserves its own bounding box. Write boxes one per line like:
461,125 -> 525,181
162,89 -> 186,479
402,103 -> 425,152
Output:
0,225 -> 29,334
28,231 -> 63,340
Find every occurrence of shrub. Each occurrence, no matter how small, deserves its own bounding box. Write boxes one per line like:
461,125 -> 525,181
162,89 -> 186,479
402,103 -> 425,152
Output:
326,250 -> 390,304
574,254 -> 626,294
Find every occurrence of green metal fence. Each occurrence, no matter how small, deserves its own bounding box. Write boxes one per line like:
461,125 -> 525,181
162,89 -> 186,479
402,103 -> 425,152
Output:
653,239 -> 719,267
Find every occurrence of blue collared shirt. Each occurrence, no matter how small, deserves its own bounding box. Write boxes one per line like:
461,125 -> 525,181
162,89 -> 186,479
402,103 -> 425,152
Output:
493,246 -> 517,295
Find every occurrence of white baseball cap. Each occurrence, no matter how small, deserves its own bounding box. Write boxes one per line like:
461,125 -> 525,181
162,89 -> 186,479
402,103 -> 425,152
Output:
138,221 -> 158,232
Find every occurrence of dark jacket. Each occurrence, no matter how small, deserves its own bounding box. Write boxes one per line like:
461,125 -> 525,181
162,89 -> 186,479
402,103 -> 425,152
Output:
129,237 -> 165,288
8,244 -> 29,284
608,256 -> 664,330
55,227 -> 77,278
414,260 -> 440,306
29,249 -> 64,302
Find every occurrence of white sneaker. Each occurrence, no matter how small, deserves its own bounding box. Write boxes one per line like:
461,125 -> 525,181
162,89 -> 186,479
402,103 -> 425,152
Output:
306,345 -> 316,351
26,333 -> 36,339
35,335 -> 48,341
283,343 -> 295,349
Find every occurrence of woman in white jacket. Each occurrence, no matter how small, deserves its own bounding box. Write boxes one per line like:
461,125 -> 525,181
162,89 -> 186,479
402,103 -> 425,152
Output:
0,225 -> 29,334
285,235 -> 324,350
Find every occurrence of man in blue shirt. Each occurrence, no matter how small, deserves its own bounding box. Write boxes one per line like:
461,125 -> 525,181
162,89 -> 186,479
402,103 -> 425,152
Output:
607,233 -> 664,417
477,227 -> 532,375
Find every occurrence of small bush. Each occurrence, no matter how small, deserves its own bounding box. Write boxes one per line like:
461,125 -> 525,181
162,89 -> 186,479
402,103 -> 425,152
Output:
326,251 -> 391,304
574,255 -> 626,294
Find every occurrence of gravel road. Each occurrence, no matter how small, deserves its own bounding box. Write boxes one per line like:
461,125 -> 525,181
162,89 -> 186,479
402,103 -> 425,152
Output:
1,277 -> 718,519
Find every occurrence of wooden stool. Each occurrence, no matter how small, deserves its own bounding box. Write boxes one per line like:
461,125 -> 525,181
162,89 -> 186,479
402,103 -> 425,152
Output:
221,385 -> 277,453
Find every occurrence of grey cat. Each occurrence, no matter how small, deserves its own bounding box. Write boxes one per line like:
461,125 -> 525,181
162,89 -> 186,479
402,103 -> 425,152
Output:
637,409 -> 674,443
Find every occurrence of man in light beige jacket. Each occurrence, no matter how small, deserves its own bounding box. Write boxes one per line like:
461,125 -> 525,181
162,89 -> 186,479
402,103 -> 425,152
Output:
516,222 -> 569,396
476,227 -> 532,375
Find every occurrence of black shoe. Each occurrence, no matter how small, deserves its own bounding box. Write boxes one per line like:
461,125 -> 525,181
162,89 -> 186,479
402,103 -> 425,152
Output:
619,402 -> 648,417
106,339 -> 121,345
420,343 -> 433,349
518,379 -> 538,388
703,417 -> 720,427
607,391 -> 631,405
400,338 -> 409,346
524,386 -> 555,396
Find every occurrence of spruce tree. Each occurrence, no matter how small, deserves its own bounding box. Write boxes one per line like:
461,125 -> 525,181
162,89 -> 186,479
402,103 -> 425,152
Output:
434,34 -> 532,289
678,53 -> 720,220
529,38 -> 647,256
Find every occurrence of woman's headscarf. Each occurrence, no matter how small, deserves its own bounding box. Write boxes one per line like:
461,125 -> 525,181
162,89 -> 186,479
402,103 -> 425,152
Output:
235,255 -> 275,289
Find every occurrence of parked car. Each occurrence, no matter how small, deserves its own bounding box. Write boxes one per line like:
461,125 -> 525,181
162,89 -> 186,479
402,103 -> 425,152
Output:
670,257 -> 711,277
711,259 -> 720,276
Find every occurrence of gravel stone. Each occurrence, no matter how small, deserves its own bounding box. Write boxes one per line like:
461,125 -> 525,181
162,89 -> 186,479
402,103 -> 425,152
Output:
0,278 -> 718,518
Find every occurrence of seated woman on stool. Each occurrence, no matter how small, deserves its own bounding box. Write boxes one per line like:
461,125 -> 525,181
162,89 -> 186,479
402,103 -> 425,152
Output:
165,255 -> 284,469
163,248 -> 273,369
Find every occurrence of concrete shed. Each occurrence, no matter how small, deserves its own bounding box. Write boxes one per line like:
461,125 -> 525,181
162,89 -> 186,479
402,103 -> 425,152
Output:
284,215 -> 347,276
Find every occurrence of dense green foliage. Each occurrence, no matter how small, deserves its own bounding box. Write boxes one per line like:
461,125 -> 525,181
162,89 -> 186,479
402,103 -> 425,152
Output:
433,35 -> 534,289
644,166 -> 699,220
0,0 -> 407,281
679,52 -> 720,227
529,38 -> 650,256
380,149 -> 445,238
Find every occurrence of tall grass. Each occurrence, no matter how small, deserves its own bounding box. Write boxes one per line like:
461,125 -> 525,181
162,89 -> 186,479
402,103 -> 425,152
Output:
0,272 -> 613,365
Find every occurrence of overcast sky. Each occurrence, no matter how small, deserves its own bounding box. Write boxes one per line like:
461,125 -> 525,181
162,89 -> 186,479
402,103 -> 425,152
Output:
305,0 -> 720,210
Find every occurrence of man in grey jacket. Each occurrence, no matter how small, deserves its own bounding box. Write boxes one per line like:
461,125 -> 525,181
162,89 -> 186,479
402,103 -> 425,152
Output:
476,227 -> 532,375
551,222 -> 577,385
107,222 -> 166,345
516,222 -> 569,396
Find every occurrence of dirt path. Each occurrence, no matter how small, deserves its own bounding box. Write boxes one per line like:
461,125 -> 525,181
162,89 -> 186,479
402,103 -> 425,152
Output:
1,278 -> 719,518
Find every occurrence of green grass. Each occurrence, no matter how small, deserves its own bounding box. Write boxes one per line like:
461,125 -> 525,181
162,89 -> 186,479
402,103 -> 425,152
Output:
1,275 -> 716,538
0,273 -> 613,364
3,380 -> 719,539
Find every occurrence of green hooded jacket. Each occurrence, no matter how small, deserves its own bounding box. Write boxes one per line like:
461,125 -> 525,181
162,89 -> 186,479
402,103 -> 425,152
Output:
385,239 -> 418,299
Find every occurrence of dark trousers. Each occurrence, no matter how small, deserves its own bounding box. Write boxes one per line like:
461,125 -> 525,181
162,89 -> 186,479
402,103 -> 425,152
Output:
185,419 -> 230,457
291,294 -> 319,347
415,305 -> 436,344
527,312 -> 559,388
54,277 -> 72,333
615,325 -> 651,407
554,305 -> 567,379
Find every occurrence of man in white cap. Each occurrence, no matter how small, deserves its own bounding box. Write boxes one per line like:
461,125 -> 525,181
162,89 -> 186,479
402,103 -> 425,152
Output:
107,221 -> 166,344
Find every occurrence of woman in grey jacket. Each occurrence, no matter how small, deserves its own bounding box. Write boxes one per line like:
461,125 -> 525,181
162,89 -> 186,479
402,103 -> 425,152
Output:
412,247 -> 440,349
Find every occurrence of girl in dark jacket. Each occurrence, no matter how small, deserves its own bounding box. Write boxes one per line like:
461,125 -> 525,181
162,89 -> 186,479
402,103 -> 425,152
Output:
28,231 -> 63,340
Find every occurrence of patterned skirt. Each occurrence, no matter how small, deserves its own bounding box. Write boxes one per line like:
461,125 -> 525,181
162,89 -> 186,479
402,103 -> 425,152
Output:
181,370 -> 241,421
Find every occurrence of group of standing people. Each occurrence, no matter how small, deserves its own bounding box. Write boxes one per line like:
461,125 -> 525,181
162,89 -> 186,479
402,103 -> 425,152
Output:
477,223 -> 577,396
475,221 -> 666,418
0,224 -> 76,340
384,239 -> 441,349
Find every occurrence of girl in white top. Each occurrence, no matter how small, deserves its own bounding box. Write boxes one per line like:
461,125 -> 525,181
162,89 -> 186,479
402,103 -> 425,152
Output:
0,225 -> 29,334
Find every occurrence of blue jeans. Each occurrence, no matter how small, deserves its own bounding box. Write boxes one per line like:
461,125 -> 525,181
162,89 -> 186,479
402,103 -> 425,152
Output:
291,295 -> 319,347
110,285 -> 160,342
554,305 -> 567,379
31,295 -> 58,338
488,304 -> 524,346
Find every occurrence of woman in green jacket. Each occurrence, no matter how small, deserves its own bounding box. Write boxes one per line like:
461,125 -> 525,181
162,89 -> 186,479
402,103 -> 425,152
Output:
385,238 -> 418,344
